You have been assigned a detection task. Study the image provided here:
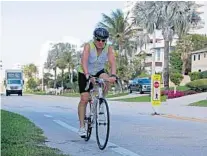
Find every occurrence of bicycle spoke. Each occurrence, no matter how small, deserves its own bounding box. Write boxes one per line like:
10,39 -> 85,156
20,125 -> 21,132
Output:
84,102 -> 93,141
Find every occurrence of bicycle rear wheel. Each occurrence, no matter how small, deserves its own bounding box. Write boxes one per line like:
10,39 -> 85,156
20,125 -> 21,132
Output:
96,98 -> 110,150
84,102 -> 92,141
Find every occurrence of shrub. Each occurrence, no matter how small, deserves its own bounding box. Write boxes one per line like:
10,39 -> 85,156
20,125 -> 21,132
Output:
189,72 -> 201,81
170,73 -> 183,86
186,79 -> 207,92
167,90 -> 185,99
200,70 -> 207,79
183,90 -> 197,95
161,90 -> 185,99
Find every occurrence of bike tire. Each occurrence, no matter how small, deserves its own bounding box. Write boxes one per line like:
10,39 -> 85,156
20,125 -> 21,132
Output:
96,98 -> 110,150
84,102 -> 93,141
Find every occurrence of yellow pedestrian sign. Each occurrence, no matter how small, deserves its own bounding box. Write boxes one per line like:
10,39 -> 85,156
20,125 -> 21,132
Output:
151,74 -> 161,106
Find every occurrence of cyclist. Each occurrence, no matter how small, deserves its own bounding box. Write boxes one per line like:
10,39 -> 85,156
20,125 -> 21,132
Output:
77,27 -> 117,137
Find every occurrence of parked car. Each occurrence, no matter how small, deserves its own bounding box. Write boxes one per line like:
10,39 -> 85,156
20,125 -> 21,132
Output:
129,77 -> 151,94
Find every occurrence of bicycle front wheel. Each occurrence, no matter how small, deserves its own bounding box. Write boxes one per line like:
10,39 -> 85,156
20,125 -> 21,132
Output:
96,98 -> 110,150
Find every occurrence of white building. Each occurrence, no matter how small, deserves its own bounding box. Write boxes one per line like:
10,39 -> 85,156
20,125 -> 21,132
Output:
123,1 -> 205,74
191,48 -> 207,72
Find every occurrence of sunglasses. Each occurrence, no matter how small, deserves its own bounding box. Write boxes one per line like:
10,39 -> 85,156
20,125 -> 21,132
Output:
95,38 -> 106,43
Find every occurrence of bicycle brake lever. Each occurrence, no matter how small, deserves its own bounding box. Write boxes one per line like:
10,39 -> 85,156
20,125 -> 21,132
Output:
85,79 -> 91,90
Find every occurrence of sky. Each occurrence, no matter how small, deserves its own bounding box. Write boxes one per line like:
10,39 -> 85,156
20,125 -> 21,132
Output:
1,1 -> 125,77
1,1 -> 207,79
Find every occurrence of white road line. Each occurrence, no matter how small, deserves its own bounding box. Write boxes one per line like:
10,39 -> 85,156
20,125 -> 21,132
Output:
53,119 -> 142,156
44,114 -> 53,118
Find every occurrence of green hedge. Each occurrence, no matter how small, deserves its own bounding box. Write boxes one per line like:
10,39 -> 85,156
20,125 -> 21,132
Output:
186,79 -> 207,92
200,70 -> 207,79
189,70 -> 207,81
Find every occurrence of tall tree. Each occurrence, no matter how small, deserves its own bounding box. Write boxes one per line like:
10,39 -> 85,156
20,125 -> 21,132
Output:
45,43 -> 65,88
133,1 -> 201,90
23,63 -> 38,79
98,9 -> 136,67
56,58 -> 67,89
175,35 -> 193,75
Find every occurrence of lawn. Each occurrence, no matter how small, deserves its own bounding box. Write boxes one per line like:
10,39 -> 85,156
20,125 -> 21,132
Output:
25,90 -> 129,98
1,110 -> 70,156
113,95 -> 167,102
189,100 -> 207,107
106,92 -> 128,98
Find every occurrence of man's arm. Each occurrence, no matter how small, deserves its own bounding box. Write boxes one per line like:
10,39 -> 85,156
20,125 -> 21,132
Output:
81,43 -> 90,75
108,46 -> 116,75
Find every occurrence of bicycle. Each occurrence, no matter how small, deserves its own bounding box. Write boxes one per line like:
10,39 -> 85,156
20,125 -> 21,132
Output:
82,76 -> 119,150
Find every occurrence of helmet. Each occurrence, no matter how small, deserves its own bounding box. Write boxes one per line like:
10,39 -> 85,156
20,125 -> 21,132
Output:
93,27 -> 109,40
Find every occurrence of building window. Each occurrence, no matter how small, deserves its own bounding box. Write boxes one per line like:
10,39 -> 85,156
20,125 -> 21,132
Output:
156,48 -> 161,61
193,55 -> 196,61
198,54 -> 200,60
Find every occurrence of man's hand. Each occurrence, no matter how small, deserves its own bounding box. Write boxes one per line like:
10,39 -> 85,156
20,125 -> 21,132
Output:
85,74 -> 96,85
90,77 -> 96,85
108,74 -> 118,83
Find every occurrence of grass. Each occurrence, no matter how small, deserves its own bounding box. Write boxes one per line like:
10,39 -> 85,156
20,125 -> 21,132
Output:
1,110 -> 70,156
62,92 -> 80,97
113,95 -> 167,102
106,92 -> 128,98
189,100 -> 207,107
24,91 -> 46,95
25,90 -> 129,98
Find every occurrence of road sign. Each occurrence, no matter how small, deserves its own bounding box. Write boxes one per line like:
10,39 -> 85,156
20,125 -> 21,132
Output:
154,81 -> 159,88
151,74 -> 161,106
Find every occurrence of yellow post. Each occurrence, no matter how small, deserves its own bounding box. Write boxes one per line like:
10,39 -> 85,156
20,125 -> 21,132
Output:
151,74 -> 161,115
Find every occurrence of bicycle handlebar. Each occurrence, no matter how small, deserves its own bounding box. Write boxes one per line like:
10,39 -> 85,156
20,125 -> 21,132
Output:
85,76 -> 120,91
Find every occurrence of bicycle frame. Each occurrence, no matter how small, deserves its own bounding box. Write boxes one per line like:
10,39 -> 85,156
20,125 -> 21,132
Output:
87,78 -> 108,124
84,76 -> 120,149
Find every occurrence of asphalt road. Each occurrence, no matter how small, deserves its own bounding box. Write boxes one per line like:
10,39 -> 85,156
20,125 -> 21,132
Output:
1,94 -> 207,156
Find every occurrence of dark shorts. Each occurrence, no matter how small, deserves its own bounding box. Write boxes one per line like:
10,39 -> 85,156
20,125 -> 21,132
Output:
78,69 -> 106,94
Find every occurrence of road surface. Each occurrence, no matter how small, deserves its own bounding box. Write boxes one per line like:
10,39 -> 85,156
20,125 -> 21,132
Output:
1,94 -> 207,156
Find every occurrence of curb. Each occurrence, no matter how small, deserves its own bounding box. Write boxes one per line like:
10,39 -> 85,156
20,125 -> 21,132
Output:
160,114 -> 207,123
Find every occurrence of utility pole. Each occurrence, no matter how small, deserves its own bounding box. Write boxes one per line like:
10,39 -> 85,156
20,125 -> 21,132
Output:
42,67 -> 44,91
151,23 -> 159,115
152,23 -> 156,75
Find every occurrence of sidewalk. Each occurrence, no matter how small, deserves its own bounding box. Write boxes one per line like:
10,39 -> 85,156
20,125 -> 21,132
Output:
108,92 -> 207,121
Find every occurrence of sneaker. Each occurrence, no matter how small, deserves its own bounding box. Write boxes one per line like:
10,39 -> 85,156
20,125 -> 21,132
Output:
78,127 -> 86,137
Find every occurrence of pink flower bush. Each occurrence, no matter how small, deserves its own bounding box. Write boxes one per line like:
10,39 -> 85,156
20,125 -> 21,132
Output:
161,90 -> 185,99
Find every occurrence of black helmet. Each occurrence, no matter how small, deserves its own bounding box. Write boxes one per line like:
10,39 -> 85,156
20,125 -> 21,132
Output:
93,27 -> 109,40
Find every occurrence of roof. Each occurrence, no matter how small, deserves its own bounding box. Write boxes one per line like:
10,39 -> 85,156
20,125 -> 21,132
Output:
191,48 -> 207,54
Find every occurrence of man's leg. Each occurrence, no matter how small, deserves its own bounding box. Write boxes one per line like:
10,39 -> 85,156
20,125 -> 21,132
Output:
78,92 -> 90,128
77,71 -> 90,137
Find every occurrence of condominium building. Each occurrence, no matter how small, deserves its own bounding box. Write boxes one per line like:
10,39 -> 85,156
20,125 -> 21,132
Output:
123,1 -> 205,74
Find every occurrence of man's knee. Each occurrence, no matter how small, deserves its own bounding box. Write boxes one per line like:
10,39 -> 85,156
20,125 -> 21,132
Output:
80,93 -> 90,104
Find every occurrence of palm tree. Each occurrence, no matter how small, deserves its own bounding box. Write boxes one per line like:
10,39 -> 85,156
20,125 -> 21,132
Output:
132,1 -> 200,90
45,43 -> 64,88
62,50 -> 76,84
98,9 -> 137,67
176,35 -> 194,75
56,58 -> 67,90
23,63 -> 38,79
